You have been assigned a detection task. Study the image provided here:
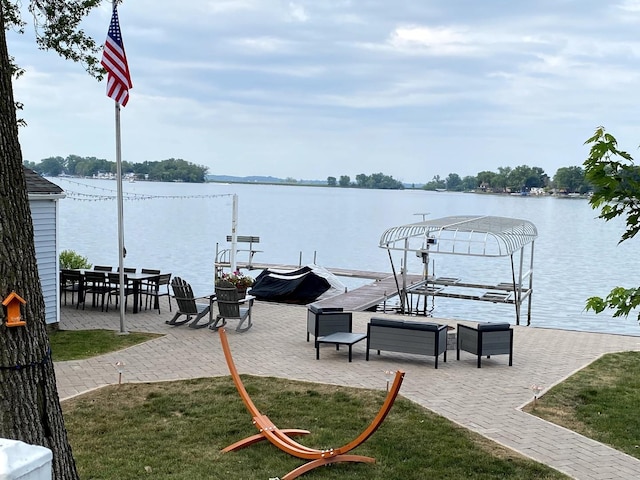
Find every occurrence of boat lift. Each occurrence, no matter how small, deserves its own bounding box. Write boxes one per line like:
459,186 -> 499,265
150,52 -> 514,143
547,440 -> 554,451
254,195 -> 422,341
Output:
379,215 -> 538,325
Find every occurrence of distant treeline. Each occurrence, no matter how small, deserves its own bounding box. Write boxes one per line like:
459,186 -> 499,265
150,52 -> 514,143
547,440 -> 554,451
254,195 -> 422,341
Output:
329,165 -> 591,193
327,173 -> 404,189
24,155 -> 208,183
25,154 -> 591,193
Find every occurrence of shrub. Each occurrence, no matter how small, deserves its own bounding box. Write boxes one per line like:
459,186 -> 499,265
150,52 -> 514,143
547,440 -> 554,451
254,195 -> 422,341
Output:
59,250 -> 92,270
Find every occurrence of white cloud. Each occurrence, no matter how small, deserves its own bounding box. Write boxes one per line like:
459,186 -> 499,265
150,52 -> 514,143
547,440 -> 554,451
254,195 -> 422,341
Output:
230,36 -> 294,53
11,0 -> 640,180
389,25 -> 474,53
288,2 -> 309,22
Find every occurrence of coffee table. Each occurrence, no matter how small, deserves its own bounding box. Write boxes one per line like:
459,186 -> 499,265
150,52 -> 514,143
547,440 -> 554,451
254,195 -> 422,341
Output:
315,332 -> 367,362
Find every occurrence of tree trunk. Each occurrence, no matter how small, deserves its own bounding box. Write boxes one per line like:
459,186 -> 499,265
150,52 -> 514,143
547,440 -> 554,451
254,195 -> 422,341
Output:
0,6 -> 79,480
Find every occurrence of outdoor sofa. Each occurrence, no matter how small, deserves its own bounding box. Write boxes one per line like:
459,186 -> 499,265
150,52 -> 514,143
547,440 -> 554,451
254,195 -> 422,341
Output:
366,317 -> 448,368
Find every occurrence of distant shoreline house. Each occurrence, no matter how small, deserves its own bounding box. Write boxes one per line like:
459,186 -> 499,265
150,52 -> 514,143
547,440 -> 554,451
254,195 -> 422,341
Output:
24,167 -> 65,326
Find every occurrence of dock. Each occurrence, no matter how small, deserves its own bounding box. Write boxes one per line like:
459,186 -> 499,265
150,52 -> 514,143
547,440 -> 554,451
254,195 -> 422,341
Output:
230,261 -> 423,312
311,274 -> 424,311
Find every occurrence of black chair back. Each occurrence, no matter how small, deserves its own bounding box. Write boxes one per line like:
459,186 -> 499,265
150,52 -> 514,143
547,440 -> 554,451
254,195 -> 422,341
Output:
171,277 -> 199,315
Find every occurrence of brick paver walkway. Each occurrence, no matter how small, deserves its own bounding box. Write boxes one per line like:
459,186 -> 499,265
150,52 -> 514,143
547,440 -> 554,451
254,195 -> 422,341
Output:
56,300 -> 640,479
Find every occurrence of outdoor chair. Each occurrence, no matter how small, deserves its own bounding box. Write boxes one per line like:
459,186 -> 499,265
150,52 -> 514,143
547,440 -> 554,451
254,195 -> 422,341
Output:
93,265 -> 113,272
145,273 -> 172,313
81,271 -> 112,311
60,269 -> 81,306
106,272 -> 135,312
306,305 -> 352,342
209,280 -> 254,333
140,268 -> 161,310
167,276 -> 214,329
457,322 -> 513,368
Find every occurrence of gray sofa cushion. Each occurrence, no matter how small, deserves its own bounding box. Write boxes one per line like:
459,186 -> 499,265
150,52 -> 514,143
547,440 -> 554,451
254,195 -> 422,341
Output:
308,305 -> 343,314
370,317 -> 402,328
370,318 -> 441,332
476,322 -> 511,332
403,321 -> 441,332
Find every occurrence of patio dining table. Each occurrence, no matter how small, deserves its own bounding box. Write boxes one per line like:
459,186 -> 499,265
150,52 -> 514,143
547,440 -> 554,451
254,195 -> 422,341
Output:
74,269 -> 165,314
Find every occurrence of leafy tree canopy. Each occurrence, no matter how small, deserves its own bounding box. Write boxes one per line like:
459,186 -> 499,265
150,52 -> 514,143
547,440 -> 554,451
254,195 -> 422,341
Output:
28,154 -> 209,182
583,127 -> 640,321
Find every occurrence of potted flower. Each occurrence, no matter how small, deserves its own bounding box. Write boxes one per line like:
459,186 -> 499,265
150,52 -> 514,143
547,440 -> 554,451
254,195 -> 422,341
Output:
216,271 -> 254,298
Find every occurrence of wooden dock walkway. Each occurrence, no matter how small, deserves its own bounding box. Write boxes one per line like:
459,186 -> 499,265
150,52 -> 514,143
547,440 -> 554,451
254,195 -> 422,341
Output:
312,274 -> 424,312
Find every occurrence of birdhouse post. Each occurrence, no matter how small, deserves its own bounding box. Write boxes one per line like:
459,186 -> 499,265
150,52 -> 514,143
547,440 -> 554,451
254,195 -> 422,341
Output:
2,292 -> 27,327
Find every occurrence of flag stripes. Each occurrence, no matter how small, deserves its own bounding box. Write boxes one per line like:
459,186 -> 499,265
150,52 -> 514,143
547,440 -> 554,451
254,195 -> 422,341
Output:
101,5 -> 132,106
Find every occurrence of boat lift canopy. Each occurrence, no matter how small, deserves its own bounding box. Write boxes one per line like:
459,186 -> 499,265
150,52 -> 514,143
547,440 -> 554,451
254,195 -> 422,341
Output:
379,215 -> 538,325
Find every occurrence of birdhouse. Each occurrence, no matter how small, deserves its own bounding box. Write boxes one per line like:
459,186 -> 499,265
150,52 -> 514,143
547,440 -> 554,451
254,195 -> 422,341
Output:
2,292 -> 26,327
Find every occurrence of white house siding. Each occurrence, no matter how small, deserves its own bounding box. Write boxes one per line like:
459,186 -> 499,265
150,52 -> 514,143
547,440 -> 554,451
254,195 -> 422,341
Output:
29,199 -> 58,325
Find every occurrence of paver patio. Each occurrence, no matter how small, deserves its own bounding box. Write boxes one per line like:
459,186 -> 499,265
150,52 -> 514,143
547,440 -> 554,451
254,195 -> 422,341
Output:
56,300 -> 640,479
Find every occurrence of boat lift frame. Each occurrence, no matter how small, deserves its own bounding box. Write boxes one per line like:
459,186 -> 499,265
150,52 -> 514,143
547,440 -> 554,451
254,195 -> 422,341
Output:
379,215 -> 538,325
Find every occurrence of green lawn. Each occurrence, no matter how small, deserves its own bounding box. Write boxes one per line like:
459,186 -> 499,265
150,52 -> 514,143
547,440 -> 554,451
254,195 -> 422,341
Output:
525,351 -> 640,459
55,331 -> 640,478
62,376 -> 567,480
49,329 -> 162,361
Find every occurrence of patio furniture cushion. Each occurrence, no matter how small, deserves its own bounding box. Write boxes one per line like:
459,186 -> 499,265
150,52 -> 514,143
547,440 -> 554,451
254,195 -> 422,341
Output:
308,305 -> 343,314
369,318 -> 440,332
476,322 -> 511,332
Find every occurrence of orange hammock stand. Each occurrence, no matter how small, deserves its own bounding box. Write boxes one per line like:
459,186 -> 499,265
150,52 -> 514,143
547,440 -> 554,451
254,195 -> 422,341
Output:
218,328 -> 405,479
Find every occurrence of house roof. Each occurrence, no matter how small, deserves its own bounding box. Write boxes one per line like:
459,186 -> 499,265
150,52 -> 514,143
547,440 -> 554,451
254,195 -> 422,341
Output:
24,167 -> 64,195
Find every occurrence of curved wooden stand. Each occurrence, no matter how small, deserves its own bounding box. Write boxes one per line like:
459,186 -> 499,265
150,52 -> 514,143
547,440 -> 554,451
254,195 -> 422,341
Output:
218,328 -> 405,479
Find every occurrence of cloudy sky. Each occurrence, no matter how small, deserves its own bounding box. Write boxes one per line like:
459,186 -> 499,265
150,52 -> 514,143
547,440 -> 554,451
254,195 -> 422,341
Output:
8,0 -> 640,183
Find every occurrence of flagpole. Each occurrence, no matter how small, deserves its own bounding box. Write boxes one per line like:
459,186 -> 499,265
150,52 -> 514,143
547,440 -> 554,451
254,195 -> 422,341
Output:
230,194 -> 238,273
115,102 -> 128,334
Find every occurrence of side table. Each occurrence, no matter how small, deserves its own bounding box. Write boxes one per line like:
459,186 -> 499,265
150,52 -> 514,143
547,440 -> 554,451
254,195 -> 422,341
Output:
316,332 -> 367,362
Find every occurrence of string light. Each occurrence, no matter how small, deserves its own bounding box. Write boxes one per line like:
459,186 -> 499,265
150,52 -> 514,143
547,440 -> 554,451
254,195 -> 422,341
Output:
55,178 -> 234,201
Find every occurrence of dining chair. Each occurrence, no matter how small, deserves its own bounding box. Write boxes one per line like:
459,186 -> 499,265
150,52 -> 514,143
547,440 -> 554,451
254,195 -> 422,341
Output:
145,272 -> 172,313
140,269 -> 160,311
93,265 -> 113,272
118,267 -> 137,273
106,272 -> 135,311
60,269 -> 81,306
82,271 -> 111,311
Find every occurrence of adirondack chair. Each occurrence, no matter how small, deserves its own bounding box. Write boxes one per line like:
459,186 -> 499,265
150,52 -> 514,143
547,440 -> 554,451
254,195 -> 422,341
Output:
209,280 -> 254,332
167,277 -> 215,329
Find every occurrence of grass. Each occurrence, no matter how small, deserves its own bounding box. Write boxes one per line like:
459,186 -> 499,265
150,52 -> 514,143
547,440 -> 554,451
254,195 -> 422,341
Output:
524,351 -> 640,459
62,376 -> 568,480
49,329 -> 162,361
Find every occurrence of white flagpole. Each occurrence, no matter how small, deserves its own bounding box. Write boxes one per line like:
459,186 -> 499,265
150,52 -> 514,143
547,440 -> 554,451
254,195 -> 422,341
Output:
115,102 -> 128,334
230,194 -> 238,273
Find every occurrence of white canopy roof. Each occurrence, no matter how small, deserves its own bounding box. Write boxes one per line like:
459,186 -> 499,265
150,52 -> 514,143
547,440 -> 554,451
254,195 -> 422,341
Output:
379,215 -> 538,257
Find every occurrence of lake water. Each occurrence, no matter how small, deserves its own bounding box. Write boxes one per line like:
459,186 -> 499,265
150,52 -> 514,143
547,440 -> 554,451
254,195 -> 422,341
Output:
50,178 -> 640,337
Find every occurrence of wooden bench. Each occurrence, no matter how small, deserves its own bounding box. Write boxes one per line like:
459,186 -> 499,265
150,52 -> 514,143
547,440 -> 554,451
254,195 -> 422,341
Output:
226,235 -> 261,267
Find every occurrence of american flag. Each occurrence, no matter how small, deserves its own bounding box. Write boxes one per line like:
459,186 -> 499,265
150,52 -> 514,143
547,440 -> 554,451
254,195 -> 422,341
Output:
101,4 -> 132,106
